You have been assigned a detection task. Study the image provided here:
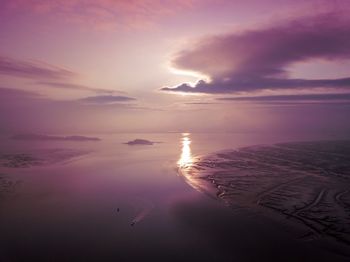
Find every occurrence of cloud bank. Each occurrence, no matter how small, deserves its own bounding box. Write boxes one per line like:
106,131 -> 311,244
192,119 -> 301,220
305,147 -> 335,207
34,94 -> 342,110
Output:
0,56 -> 75,80
217,93 -> 350,102
0,87 -> 40,98
37,81 -> 116,94
78,95 -> 136,105
4,0 -> 208,30
162,13 -> 350,94
0,56 -> 118,95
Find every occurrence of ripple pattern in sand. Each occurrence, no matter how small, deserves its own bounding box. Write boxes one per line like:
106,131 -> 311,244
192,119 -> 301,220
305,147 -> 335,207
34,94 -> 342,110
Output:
180,140 -> 350,247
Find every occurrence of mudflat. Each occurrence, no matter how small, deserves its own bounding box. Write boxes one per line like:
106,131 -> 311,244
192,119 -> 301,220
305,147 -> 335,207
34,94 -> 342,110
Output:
180,140 -> 350,259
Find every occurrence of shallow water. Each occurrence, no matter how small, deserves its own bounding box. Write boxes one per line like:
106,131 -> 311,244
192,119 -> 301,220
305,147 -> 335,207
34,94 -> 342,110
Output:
0,133 -> 349,261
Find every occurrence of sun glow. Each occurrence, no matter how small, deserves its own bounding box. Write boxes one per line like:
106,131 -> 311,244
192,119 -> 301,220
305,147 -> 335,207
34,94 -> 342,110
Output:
177,133 -> 193,168
168,66 -> 211,83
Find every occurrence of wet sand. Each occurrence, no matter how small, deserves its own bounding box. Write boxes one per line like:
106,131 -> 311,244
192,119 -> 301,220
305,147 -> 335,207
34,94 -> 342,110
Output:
180,140 -> 350,260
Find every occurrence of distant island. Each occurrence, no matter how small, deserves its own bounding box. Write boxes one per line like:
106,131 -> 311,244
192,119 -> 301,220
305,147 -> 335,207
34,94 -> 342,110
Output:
11,133 -> 101,142
124,139 -> 157,145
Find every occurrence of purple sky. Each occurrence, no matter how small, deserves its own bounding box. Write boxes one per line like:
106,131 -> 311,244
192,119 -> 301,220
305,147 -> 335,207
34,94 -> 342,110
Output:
1,0 -> 350,135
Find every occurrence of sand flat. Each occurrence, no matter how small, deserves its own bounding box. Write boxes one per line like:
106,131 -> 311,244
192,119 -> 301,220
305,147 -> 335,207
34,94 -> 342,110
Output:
0,148 -> 91,168
180,140 -> 350,253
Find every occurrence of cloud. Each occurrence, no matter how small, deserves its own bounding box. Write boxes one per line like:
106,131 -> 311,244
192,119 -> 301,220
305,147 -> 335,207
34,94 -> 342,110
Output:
217,93 -> 350,102
0,87 -> 40,98
4,0 -> 208,30
184,102 -> 219,105
0,56 -> 75,80
0,56 -> 119,95
37,81 -> 116,94
162,12 -> 350,94
77,95 -> 136,105
0,88 -> 139,133
162,78 -> 350,93
0,57 -> 121,95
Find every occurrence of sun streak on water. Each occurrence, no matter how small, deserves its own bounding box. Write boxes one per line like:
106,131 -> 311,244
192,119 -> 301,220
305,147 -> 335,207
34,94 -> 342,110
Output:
177,133 -> 207,193
177,133 -> 193,169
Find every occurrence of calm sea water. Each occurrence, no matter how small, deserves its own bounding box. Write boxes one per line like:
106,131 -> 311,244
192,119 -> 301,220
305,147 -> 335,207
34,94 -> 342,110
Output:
0,132 -> 347,261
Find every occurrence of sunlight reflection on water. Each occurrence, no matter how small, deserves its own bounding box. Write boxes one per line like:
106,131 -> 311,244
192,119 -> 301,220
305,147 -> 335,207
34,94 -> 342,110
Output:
177,133 -> 212,194
177,133 -> 193,169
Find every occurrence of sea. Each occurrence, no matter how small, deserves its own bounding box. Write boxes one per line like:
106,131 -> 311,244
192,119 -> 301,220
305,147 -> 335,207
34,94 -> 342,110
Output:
0,132 -> 348,261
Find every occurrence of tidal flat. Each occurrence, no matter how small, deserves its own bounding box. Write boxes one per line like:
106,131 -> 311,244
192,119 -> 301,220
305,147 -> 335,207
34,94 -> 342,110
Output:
180,140 -> 350,259
1,134 -> 350,261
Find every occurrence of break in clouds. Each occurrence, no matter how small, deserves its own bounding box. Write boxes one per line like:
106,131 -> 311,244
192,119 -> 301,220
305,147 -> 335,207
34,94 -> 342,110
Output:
162,12 -> 350,94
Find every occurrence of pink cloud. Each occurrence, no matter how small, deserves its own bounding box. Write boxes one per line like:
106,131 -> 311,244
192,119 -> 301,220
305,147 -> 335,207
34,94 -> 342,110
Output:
4,0 -> 210,30
0,56 -> 75,80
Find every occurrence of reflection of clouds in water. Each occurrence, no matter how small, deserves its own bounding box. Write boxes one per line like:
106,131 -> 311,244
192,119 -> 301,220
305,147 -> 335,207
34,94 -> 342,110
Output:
178,133 -> 193,169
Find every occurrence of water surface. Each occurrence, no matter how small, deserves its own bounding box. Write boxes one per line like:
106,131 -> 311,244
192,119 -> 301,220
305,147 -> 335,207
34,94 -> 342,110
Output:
0,133 -> 348,261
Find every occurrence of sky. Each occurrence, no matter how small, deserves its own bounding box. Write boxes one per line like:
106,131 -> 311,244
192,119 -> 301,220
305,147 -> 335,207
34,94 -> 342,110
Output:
1,0 -> 350,135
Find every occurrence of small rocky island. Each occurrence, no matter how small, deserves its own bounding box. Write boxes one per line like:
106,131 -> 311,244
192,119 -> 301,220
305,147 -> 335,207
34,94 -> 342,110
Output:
124,139 -> 155,145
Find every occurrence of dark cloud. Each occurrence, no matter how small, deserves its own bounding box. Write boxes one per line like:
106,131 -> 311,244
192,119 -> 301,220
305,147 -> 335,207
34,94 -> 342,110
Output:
0,56 -> 75,80
217,93 -> 350,102
184,102 -> 219,105
162,78 -> 350,94
77,95 -> 136,104
162,13 -> 350,94
37,81 -> 115,94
